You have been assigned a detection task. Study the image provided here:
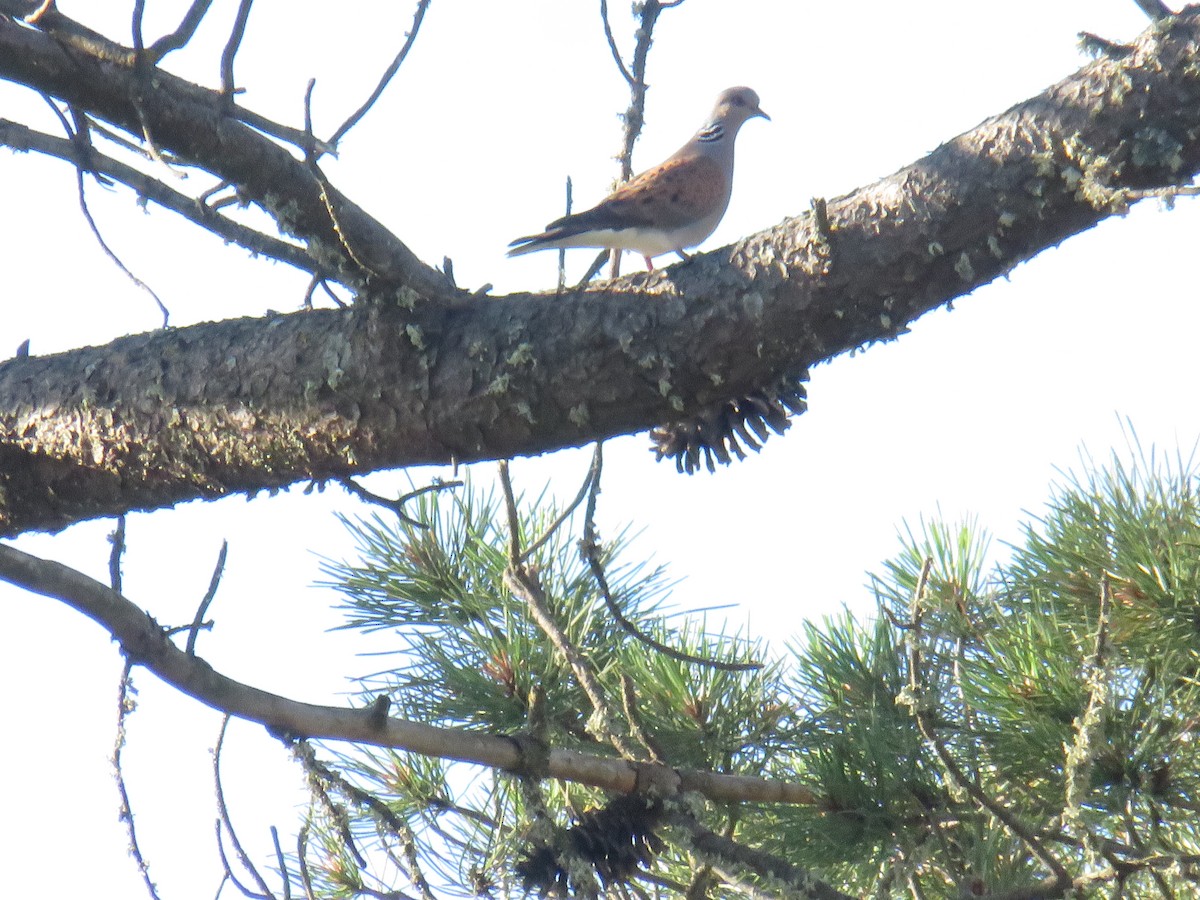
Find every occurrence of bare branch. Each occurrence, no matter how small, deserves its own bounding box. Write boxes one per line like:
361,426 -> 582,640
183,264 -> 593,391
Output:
108,515 -> 126,595
186,540 -> 228,656
113,660 -> 163,900
327,0 -> 431,148
270,826 -> 292,900
2,8 -> 434,290
131,0 -> 146,57
615,0 -> 683,182
147,0 -> 215,61
598,0 -> 635,86
604,0 -> 685,279
297,826 -> 317,900
518,447 -> 598,564
70,149 -> 171,325
339,478 -> 463,530
497,459 -> 644,759
214,715 -> 277,898
0,542 -> 819,806
220,0 -> 255,101
0,119 -> 332,278
579,444 -> 761,672
1132,0 -> 1173,20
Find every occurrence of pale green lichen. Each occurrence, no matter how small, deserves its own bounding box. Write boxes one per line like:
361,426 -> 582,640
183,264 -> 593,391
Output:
405,324 -> 426,351
506,343 -> 535,367
568,403 -> 589,427
486,373 -> 510,395
395,286 -> 420,310
1131,127 -> 1184,172
954,252 -> 975,281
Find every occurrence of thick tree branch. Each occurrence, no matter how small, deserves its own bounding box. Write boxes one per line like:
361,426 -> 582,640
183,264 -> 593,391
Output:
0,13 -> 448,297
4,11 -> 1200,535
0,541 -> 820,808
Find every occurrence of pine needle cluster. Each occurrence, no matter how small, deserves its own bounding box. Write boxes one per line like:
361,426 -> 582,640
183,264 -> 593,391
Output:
302,448 -> 1200,899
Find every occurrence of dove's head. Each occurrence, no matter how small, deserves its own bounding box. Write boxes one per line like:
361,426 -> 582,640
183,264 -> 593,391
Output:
711,86 -> 770,131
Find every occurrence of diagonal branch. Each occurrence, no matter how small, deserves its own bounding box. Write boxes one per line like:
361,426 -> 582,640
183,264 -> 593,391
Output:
219,0 -> 254,100
146,0 -> 215,61
0,541 -> 821,808
327,0 -> 431,148
0,12 -> 448,297
0,119 -> 329,278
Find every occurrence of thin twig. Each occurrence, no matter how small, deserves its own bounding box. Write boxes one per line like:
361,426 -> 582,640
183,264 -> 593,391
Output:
598,0 -> 635,86
147,0 -> 215,61
113,659 -> 163,900
327,0 -> 431,148
557,176 -> 572,293
497,460 -> 523,565
301,80 -> 381,279
215,818 -> 269,900
1123,184 -> 1200,202
39,96 -> 169,323
1131,0 -> 1172,20
899,558 -> 1072,891
299,745 -> 368,870
74,164 -> 171,326
214,715 -> 277,899
131,0 -> 146,57
574,249 -> 610,288
604,0 -> 684,278
518,448 -> 598,563
291,741 -> 438,900
340,478 -> 463,529
108,514 -> 126,595
301,274 -> 348,309
220,0 -> 255,101
271,826 -> 292,900
1061,573 -> 1113,854
297,825 -> 317,900
0,119 -> 324,277
498,460 -> 643,759
580,444 -> 760,672
186,540 -> 228,656
23,0 -> 56,22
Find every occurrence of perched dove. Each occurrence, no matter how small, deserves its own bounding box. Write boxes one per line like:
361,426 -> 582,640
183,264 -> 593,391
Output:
507,86 -> 769,271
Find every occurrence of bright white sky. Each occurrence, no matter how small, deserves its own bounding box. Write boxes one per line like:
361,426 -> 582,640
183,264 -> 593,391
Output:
2,1 -> 1197,897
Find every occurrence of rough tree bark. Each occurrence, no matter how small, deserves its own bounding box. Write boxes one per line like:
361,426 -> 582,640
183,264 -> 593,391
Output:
2,9 -> 1200,536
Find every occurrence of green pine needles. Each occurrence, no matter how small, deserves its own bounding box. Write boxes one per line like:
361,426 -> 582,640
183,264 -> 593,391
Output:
300,446 -> 1200,899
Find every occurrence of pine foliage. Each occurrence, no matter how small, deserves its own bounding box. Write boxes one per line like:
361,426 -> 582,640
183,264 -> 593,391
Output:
302,449 -> 1200,898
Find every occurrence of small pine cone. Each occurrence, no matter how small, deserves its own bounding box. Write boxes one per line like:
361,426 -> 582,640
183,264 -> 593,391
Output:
515,794 -> 665,895
650,369 -> 809,474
